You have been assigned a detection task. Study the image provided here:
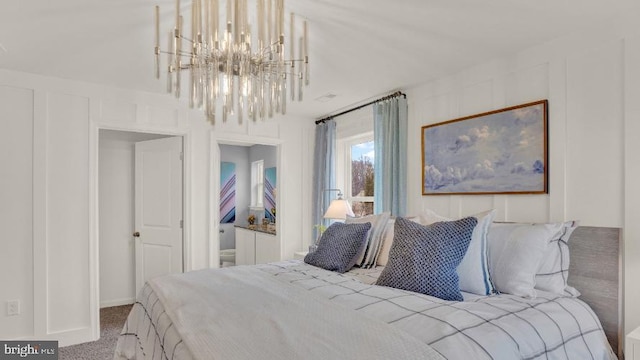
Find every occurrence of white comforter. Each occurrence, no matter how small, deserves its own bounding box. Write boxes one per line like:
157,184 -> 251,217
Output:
114,260 -> 616,360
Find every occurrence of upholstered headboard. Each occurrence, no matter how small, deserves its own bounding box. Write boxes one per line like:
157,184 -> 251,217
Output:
568,226 -> 623,358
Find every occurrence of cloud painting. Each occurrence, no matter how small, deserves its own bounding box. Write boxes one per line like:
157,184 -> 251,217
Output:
422,100 -> 547,195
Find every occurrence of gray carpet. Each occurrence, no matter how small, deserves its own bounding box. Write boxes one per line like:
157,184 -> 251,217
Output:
59,304 -> 133,360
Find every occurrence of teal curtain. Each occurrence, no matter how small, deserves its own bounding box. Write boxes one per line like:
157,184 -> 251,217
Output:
373,97 -> 408,216
312,119 -> 336,240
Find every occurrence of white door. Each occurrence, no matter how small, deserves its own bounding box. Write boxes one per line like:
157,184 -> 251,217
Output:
134,136 -> 183,294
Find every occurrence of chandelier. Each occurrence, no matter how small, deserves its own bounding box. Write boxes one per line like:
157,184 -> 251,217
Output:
154,0 -> 309,125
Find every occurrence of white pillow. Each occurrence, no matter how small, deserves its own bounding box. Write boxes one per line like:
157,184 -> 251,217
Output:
535,220 -> 580,296
345,212 -> 390,268
417,209 -> 496,296
417,208 -> 450,225
488,222 -> 564,298
376,219 -> 396,267
375,216 -> 419,267
458,210 -> 496,296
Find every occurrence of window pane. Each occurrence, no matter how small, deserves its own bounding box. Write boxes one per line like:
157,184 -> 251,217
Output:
351,141 -> 374,197
351,201 -> 374,217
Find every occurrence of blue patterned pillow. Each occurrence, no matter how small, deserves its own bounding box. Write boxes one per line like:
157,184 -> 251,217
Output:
304,222 -> 372,273
375,217 -> 477,301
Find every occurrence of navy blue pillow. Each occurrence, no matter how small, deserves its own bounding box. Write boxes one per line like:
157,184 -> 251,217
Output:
304,222 -> 371,273
375,217 -> 477,301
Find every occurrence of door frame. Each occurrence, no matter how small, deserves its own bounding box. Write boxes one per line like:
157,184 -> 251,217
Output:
210,132 -> 283,269
90,124 -> 190,341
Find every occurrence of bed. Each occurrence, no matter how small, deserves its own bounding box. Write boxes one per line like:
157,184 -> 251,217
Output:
113,215 -> 622,360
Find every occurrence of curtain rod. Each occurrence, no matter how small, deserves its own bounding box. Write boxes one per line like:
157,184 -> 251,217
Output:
315,90 -> 406,125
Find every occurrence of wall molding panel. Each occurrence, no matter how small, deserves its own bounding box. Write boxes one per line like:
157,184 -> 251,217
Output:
405,20 -> 639,341
0,67 -> 313,347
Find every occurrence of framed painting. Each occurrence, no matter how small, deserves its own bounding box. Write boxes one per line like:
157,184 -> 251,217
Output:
421,100 -> 548,195
220,162 -> 236,223
264,167 -> 277,222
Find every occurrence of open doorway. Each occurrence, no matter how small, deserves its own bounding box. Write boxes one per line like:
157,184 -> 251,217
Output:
98,129 -> 184,308
218,143 -> 278,267
211,137 -> 282,269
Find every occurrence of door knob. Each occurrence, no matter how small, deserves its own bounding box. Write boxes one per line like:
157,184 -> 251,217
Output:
133,231 -> 140,237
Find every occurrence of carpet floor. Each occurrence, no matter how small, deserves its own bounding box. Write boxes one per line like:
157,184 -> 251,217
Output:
59,304 -> 133,360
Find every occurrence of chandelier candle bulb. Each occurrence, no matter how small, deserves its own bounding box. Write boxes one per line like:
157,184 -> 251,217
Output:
167,31 -> 174,93
204,0 -> 209,43
257,0 -> 264,47
211,0 -> 218,44
267,0 -> 272,46
198,0 -> 203,39
290,12 -> 294,58
279,0 -> 284,43
176,0 -> 181,31
233,0 -> 239,43
191,1 -> 196,43
274,0 -> 279,43
290,12 -> 294,101
298,36 -> 303,101
195,0 -> 199,41
226,0 -> 232,33
155,6 -> 161,79
303,20 -> 308,85
175,15 -> 183,98
155,6 -> 160,48
243,0 -> 249,35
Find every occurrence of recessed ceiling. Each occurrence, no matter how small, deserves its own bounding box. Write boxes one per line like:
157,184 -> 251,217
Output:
1,0 -> 638,121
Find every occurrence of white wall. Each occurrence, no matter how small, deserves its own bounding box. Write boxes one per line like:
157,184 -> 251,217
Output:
625,31 -> 640,348
99,137 -> 136,308
0,68 -> 314,346
0,85 -> 34,339
405,15 -> 640,338
249,144 -> 278,169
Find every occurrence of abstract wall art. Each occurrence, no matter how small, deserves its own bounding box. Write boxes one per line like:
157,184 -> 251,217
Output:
264,167 -> 277,222
220,161 -> 236,223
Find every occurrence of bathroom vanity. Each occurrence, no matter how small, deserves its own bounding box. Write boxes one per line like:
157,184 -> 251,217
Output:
235,225 -> 279,265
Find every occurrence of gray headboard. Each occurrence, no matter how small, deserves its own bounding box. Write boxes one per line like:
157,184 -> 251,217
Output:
568,226 -> 623,358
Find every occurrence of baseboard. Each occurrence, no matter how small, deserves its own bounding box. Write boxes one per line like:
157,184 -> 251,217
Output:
100,298 -> 135,309
16,327 -> 96,347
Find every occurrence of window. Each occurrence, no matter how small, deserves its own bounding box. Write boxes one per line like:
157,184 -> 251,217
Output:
250,160 -> 264,209
339,134 -> 375,216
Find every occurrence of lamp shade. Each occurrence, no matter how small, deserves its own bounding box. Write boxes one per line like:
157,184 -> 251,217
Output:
323,199 -> 355,219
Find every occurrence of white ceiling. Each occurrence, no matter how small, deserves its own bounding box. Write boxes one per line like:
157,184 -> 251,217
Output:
1,0 -> 638,121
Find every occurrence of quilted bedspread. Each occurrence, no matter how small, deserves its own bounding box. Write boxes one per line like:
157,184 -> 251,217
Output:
114,260 -> 615,360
